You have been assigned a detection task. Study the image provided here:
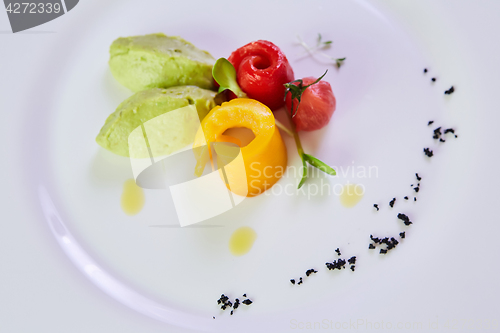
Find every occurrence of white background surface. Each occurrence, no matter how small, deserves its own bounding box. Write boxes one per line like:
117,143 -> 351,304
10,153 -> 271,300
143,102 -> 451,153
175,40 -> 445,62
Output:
1,1 -> 500,332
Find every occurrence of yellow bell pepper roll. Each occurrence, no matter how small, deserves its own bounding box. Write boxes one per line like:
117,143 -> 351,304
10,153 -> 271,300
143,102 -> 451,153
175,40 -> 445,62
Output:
193,98 -> 287,197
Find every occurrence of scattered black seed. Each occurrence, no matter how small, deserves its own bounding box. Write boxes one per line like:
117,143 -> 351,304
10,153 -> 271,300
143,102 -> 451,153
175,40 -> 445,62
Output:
306,269 -> 318,277
217,294 -> 233,311
297,277 -> 303,285
373,204 -> 379,211
416,173 -> 422,181
433,127 -> 442,139
404,196 -> 409,200
424,68 -> 428,73
290,279 -> 295,285
325,258 -> 347,271
213,316 -> 216,319
389,198 -> 396,208
400,231 -> 406,238
348,256 -> 357,265
428,120 -> 434,126
444,86 -> 455,95
431,77 -> 436,82
440,138 -> 445,142
444,128 -> 455,134
350,265 -> 355,271
397,213 -> 412,226
242,294 -> 246,297
414,187 -> 420,193
370,235 -> 381,243
424,148 -> 434,157
388,237 -> 399,250
380,249 -> 388,254
242,299 -> 253,305
335,248 -> 341,256
369,243 -> 376,249
217,294 -> 248,315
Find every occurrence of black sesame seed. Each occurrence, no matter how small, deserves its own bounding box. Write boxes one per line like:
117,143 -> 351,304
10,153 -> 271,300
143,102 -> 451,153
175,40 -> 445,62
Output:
414,197 -> 417,202
380,249 -> 388,254
424,148 -> 434,157
290,279 -> 295,285
444,86 -> 455,95
306,269 -> 318,277
416,173 -> 422,181
350,265 -> 355,271
242,294 -> 246,297
389,198 -> 396,208
404,196 -> 409,200
424,68 -> 428,73
335,248 -> 341,256
433,127 -> 442,138
373,204 -> 379,211
242,299 -> 253,305
431,77 -> 436,82
369,243 -> 376,249
400,231 -> 406,238
440,138 -> 445,142
414,187 -> 419,193
230,310 -> 233,315
370,235 -> 381,243
397,213 -> 412,226
428,120 -> 434,126
348,256 -> 357,264
444,128 -> 455,134
325,259 -> 347,270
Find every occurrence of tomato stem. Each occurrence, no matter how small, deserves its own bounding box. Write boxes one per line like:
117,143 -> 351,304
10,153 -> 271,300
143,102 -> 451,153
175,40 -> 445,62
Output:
284,107 -> 336,189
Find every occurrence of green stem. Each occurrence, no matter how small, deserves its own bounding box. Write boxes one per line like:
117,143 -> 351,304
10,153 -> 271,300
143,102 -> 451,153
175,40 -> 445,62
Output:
275,118 -> 293,137
285,109 -> 308,188
285,110 -> 304,157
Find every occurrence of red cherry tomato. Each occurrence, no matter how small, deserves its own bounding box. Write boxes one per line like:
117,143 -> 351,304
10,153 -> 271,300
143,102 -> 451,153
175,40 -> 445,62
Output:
228,40 -> 294,110
285,77 -> 336,131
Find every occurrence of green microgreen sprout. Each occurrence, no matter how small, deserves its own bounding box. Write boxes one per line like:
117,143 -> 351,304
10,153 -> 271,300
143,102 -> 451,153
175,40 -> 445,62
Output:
212,58 -> 247,98
297,34 -> 346,68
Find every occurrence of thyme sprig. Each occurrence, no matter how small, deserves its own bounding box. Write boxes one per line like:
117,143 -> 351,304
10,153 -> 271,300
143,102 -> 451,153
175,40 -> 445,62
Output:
297,34 -> 346,68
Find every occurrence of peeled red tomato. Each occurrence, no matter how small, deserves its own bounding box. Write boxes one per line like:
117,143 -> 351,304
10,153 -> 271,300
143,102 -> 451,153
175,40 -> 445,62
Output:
228,40 -> 294,110
285,77 -> 336,131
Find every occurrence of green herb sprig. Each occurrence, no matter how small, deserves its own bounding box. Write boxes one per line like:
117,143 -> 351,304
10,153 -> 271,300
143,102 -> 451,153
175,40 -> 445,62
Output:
297,34 -> 346,68
284,103 -> 336,189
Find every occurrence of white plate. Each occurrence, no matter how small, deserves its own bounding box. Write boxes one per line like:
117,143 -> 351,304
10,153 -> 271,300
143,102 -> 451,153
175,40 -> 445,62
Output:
8,0 -> 500,332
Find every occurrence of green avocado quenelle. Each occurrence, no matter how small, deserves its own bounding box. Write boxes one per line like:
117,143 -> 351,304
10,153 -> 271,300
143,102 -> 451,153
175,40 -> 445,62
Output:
109,33 -> 216,92
96,86 -> 216,157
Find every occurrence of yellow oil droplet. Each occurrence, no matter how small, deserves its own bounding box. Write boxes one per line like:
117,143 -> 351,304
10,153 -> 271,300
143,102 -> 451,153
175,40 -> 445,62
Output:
229,226 -> 257,256
339,183 -> 364,208
121,179 -> 145,215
